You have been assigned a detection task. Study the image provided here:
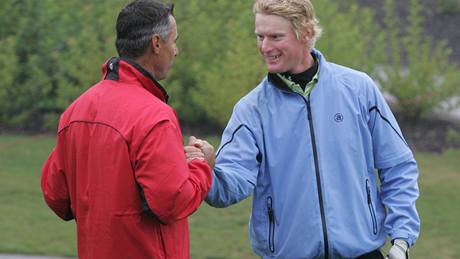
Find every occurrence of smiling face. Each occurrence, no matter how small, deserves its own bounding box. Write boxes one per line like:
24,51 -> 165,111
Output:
255,13 -> 312,74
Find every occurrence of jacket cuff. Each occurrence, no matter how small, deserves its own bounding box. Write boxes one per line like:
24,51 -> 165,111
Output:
391,231 -> 416,247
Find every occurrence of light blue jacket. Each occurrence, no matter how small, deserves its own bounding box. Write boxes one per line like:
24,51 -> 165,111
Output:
206,49 -> 420,258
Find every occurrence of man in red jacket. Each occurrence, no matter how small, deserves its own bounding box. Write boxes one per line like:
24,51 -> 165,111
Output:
41,0 -> 214,258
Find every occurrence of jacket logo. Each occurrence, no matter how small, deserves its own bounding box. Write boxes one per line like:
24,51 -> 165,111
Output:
334,113 -> 344,122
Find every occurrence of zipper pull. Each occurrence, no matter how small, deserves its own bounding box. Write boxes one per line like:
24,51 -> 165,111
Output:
366,180 -> 371,204
268,207 -> 274,222
267,197 -> 274,222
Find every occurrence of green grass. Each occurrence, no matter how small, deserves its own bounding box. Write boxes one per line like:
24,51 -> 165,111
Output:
410,150 -> 460,259
0,134 -> 76,256
1,134 -> 459,258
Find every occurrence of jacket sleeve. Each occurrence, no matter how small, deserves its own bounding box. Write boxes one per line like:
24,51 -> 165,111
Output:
366,81 -> 420,246
134,120 -> 212,224
205,105 -> 260,208
41,148 -> 74,221
379,161 -> 420,246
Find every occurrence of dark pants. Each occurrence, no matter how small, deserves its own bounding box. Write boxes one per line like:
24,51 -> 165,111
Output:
356,249 -> 384,259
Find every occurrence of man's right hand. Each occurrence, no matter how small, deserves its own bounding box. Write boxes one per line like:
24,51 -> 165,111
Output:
187,136 -> 215,168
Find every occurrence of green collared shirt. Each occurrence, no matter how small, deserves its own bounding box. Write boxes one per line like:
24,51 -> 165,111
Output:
276,63 -> 320,97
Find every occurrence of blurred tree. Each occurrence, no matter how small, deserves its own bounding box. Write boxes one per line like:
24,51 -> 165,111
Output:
379,0 -> 460,122
0,0 -> 126,131
189,1 -> 265,127
0,0 -> 21,126
0,36 -> 18,126
165,0 -> 262,129
315,1 -> 385,75
2,0 -> 51,130
50,0 -> 126,129
0,0 -> 23,38
1,0 -> 458,132
163,0 -> 209,126
436,0 -> 460,15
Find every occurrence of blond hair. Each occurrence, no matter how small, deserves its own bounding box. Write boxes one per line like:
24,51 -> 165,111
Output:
253,0 -> 322,49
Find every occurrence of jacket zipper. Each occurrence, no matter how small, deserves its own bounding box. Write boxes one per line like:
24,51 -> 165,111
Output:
267,196 -> 275,253
304,95 -> 329,259
366,179 -> 378,235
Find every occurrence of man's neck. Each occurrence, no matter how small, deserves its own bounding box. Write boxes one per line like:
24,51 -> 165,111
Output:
133,54 -> 159,80
280,53 -> 318,90
290,50 -> 315,74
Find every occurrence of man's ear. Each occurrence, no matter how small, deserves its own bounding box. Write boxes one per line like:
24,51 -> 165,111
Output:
151,34 -> 162,54
301,30 -> 311,45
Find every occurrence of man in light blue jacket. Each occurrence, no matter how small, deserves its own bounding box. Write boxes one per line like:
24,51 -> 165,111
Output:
202,0 -> 420,258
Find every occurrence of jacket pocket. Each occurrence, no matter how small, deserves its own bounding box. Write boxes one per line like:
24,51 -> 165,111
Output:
267,196 -> 275,253
365,179 -> 378,235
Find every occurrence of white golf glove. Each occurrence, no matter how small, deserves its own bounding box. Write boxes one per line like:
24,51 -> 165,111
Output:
386,239 -> 409,259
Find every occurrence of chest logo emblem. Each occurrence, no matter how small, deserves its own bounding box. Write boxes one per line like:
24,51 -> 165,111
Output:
334,113 -> 344,122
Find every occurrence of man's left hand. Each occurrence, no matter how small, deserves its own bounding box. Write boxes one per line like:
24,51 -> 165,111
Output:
386,239 -> 408,259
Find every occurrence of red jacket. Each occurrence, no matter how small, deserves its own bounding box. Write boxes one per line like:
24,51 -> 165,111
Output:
41,58 -> 212,259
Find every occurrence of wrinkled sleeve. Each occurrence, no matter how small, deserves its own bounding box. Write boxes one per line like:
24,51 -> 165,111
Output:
135,120 -> 212,224
206,105 -> 260,208
379,161 -> 420,246
41,147 -> 74,221
366,81 -> 420,246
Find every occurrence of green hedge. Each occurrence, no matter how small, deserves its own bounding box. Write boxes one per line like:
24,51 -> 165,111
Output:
0,0 -> 458,131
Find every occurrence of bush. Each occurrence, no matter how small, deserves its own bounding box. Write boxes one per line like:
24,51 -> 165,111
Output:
378,0 -> 460,121
437,0 -> 460,15
0,0 -> 123,131
446,128 -> 460,147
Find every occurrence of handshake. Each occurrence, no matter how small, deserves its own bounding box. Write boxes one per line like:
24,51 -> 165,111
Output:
184,136 -> 216,168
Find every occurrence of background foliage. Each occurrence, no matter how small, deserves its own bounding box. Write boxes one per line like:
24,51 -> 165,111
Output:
0,0 -> 458,132
378,0 -> 460,121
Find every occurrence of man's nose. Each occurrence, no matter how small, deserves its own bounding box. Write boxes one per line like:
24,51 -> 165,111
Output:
259,38 -> 271,53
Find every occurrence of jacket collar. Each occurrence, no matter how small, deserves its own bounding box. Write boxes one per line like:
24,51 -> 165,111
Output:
102,57 -> 169,103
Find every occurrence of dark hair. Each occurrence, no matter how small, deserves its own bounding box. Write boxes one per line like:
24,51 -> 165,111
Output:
115,0 -> 174,58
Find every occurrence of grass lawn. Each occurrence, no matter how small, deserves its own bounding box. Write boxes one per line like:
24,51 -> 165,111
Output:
0,134 -> 459,258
